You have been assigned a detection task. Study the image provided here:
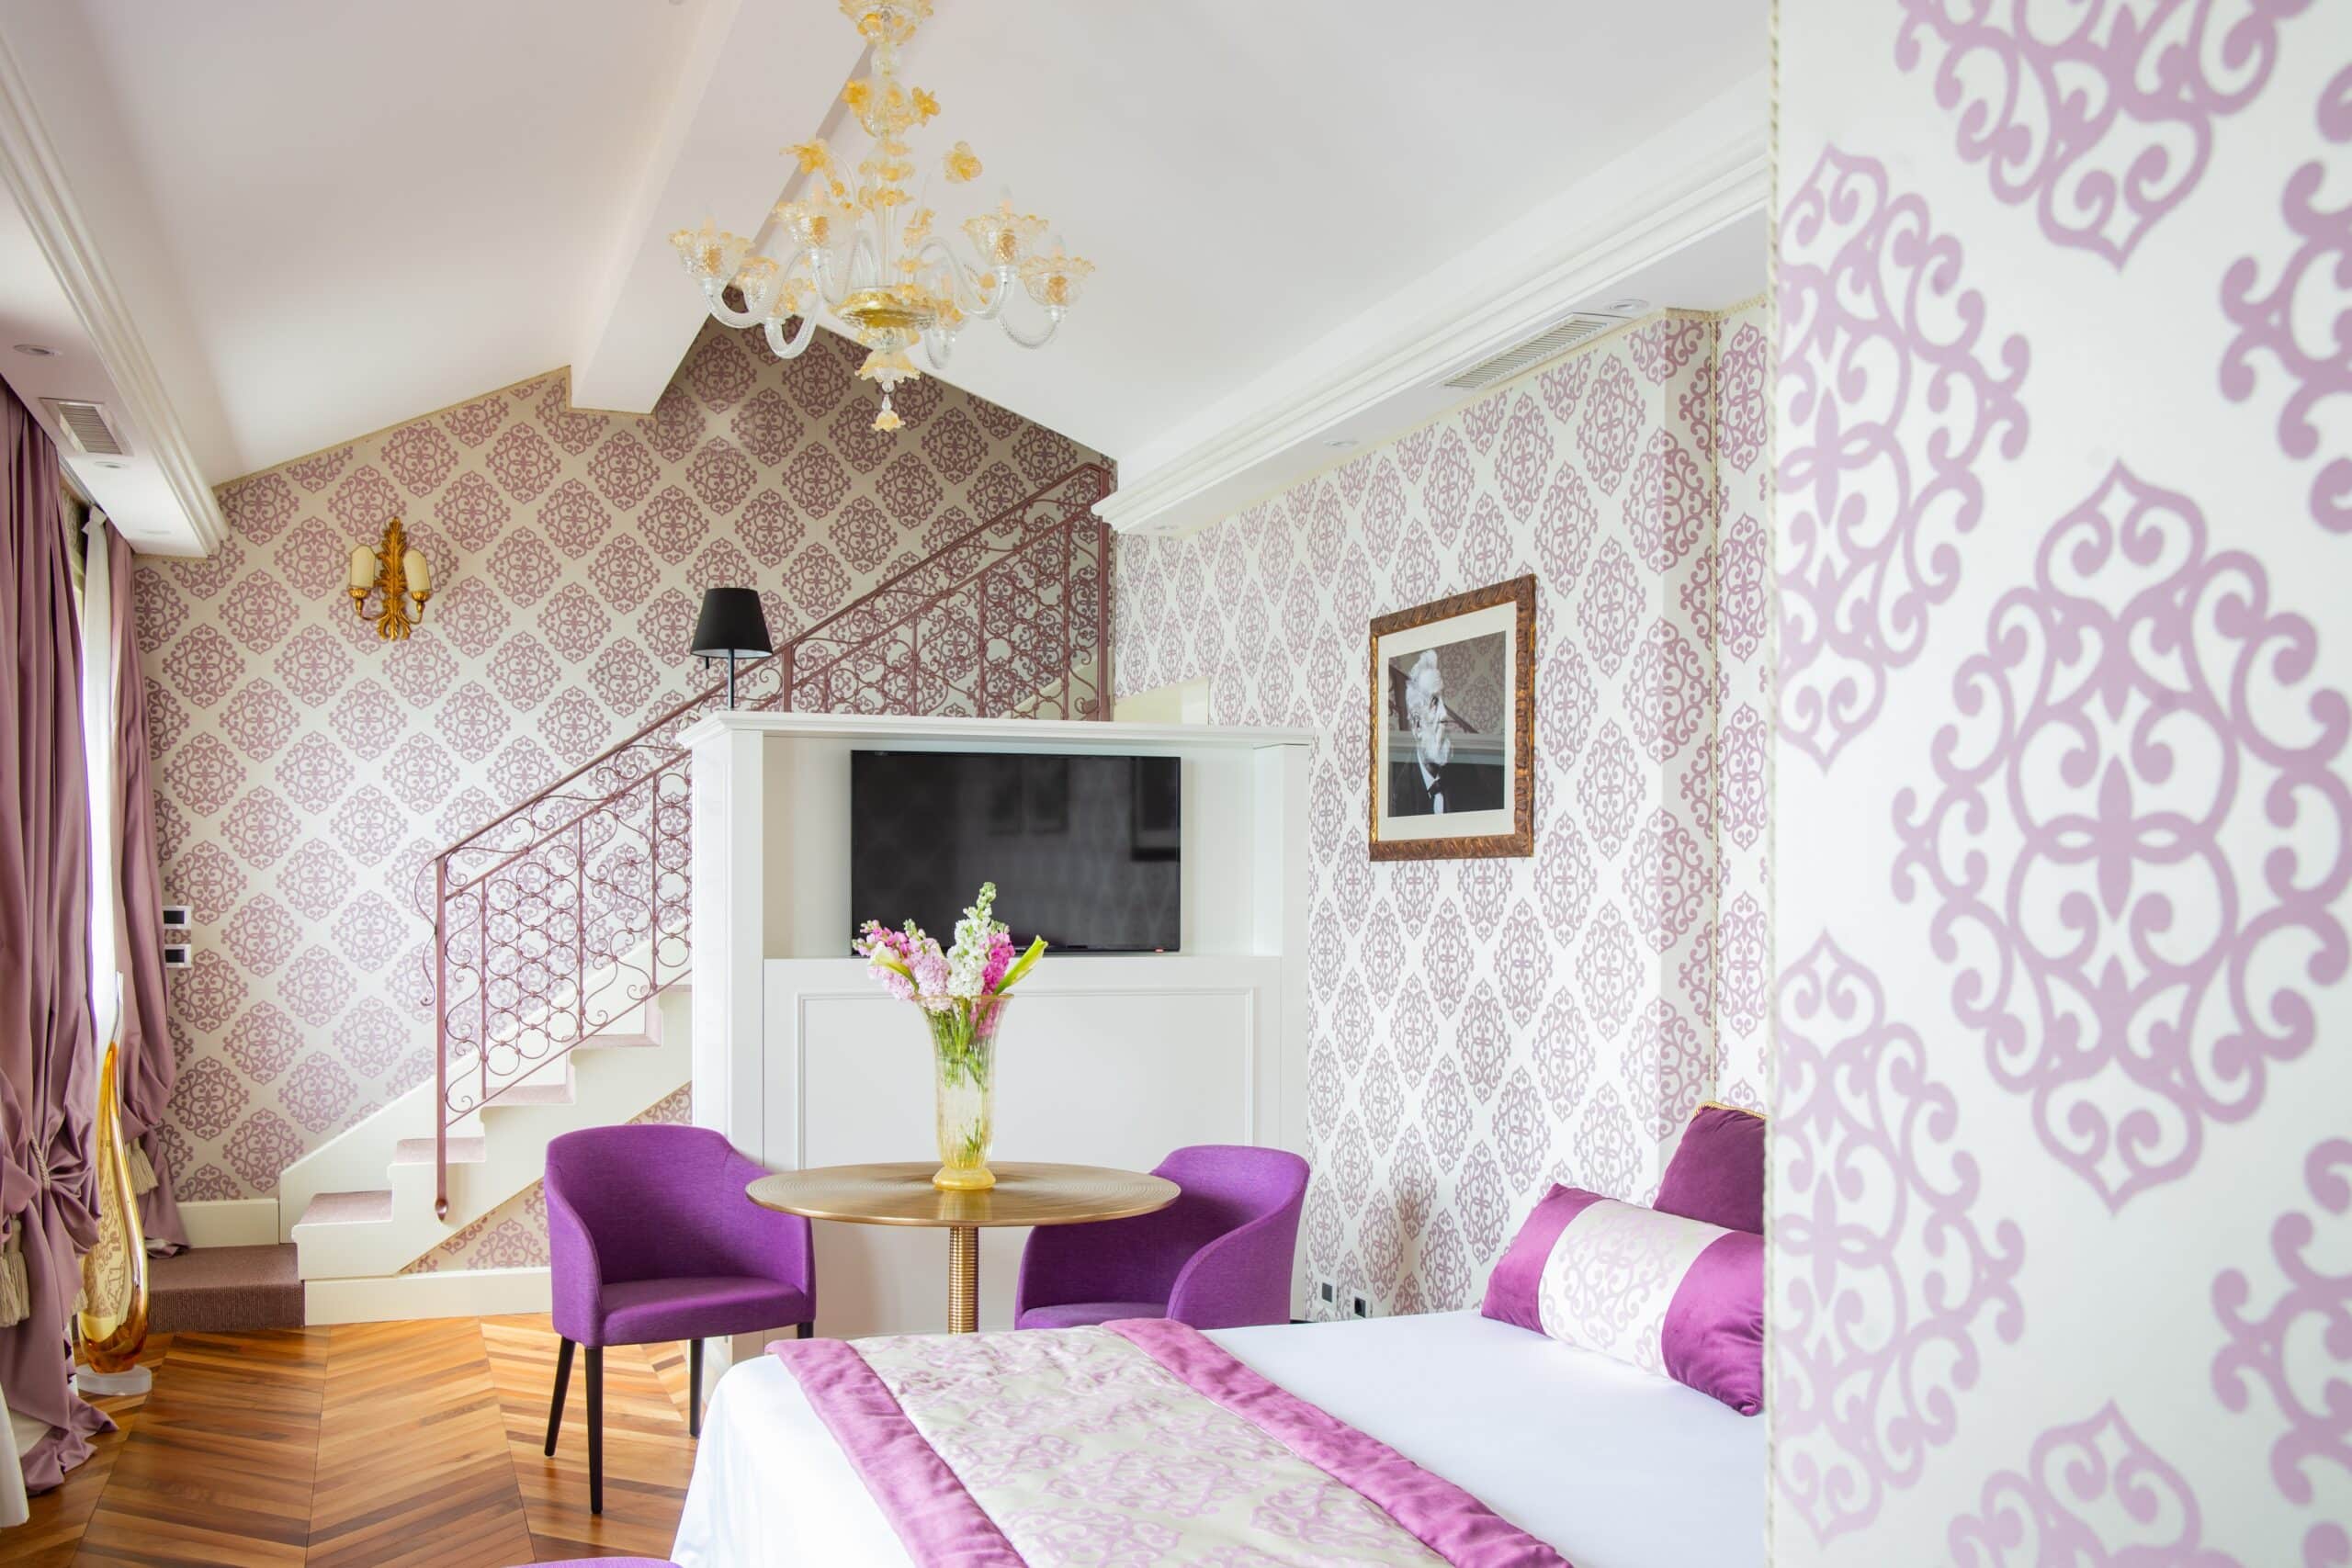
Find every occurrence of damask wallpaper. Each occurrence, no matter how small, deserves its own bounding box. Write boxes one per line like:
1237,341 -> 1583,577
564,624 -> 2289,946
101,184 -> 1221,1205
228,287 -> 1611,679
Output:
139,320 -> 1101,1205
1116,303 -> 1770,1320
1773,6 -> 2348,1562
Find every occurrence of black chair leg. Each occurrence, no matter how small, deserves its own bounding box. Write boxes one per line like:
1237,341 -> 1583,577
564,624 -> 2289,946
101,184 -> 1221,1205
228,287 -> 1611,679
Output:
689,1337 -> 705,1438
796,1321 -> 813,1339
585,1345 -> 604,1516
544,1337 -> 573,1457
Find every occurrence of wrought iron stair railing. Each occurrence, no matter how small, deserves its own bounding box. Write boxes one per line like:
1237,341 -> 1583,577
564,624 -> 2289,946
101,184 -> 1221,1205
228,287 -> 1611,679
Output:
423,462 -> 1114,1217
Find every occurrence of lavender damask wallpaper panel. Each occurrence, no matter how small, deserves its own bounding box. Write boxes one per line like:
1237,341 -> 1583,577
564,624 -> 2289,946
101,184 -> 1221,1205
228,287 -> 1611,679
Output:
1774,6 -> 2351,1562
1116,304 -> 1769,1320
141,321 -> 1101,1202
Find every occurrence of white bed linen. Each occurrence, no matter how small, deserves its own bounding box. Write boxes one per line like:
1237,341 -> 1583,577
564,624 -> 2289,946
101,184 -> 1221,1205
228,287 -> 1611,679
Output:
673,1309 -> 1764,1568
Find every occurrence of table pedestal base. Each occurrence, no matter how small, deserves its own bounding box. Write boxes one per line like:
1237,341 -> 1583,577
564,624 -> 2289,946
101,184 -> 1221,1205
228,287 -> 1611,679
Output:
947,1224 -> 978,1334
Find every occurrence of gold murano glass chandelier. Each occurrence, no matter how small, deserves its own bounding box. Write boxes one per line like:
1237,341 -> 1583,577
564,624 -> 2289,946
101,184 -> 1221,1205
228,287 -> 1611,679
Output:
672,0 -> 1093,433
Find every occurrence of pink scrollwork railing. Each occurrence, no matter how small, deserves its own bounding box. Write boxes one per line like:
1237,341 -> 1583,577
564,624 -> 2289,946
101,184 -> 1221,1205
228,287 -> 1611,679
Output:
425,463 -> 1114,1216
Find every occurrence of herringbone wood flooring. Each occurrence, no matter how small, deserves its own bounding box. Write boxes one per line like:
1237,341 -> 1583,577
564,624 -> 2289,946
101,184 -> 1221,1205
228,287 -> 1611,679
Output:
7,1316 -> 696,1567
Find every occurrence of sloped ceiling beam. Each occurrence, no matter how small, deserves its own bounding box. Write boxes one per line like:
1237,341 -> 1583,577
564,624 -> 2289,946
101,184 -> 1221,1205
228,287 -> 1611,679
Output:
568,0 -> 865,415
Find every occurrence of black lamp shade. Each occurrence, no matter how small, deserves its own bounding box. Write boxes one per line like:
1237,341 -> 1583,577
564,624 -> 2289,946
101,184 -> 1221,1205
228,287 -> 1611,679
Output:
690,587 -> 773,660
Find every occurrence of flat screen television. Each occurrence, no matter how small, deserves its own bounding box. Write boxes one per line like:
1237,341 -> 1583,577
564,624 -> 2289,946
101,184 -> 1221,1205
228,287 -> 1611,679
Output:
849,750 -> 1181,954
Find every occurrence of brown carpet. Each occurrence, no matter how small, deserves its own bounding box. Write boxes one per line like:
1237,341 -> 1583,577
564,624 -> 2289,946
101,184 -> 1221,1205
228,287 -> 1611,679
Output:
150,1242 -> 305,1332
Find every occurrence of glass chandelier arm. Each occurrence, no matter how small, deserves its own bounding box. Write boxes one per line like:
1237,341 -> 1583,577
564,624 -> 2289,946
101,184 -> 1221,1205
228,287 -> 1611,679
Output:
994,301 -> 1064,350
697,278 -> 772,331
763,310 -> 823,359
913,236 -> 1008,321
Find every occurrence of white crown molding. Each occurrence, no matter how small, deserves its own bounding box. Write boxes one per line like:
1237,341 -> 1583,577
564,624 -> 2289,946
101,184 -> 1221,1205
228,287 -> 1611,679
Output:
0,28 -> 224,554
1098,75 -> 1769,537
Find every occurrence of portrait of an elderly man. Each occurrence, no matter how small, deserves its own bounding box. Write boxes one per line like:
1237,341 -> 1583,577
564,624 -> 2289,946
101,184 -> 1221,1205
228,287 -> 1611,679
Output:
1386,645 -> 1505,817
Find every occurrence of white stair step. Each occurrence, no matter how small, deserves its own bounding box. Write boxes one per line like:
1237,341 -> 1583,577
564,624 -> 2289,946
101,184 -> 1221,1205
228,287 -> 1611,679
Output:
575,1032 -> 657,1051
296,1189 -> 392,1228
488,1079 -> 575,1109
392,1135 -> 485,1167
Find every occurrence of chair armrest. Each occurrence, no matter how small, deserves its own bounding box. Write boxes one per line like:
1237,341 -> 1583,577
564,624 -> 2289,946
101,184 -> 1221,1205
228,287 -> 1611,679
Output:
1165,1201 -> 1303,1330
544,1182 -> 606,1341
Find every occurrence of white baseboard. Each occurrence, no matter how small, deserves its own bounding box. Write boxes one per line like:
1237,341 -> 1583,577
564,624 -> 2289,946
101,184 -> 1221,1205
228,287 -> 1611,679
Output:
304,1266 -> 551,1325
177,1197 -> 279,1249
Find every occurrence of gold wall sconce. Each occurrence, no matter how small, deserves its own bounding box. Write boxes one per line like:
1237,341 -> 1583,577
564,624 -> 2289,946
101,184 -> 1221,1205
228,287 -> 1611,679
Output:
348,518 -> 432,640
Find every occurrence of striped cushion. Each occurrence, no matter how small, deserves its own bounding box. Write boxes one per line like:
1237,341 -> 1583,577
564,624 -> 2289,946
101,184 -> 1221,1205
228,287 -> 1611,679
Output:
1480,1184 -> 1763,1415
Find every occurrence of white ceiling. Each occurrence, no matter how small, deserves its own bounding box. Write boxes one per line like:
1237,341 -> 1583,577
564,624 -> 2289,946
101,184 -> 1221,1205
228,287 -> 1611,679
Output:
0,0 -> 1769,553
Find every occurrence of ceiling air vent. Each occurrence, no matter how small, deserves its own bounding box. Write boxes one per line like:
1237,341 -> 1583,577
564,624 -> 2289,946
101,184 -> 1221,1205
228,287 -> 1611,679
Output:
40,398 -> 127,457
1442,313 -> 1626,393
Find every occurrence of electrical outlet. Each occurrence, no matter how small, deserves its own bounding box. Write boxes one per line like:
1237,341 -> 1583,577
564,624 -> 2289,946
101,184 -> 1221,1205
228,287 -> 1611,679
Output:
1317,1280 -> 1337,1313
1348,1292 -> 1371,1319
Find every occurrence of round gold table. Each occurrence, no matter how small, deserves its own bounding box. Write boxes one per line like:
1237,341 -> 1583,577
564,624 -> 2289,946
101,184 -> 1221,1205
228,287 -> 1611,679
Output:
748,1161 -> 1179,1335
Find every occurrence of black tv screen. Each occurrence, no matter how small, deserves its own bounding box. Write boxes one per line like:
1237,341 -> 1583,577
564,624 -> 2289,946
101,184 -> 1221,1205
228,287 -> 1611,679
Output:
849,750 -> 1181,954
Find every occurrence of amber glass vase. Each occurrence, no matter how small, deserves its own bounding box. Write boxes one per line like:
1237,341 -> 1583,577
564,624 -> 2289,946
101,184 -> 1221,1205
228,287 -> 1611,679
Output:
928,996 -> 1010,1190
77,1041 -> 150,1377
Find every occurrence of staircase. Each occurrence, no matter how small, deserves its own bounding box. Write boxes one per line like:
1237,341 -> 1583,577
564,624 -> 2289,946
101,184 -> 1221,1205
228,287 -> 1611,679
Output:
272,464 -> 1114,1304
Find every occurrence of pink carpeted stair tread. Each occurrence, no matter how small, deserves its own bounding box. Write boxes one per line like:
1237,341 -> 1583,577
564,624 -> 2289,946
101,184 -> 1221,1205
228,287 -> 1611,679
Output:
298,1189 -> 392,1226
149,1243 -> 303,1333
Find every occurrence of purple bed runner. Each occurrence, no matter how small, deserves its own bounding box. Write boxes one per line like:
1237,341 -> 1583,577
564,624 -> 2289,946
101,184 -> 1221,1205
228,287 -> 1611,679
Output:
773,1318 -> 1568,1567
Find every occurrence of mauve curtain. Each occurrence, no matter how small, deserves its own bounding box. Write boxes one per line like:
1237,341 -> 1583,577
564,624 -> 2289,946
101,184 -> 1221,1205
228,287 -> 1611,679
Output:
0,385 -> 108,1490
103,520 -> 184,1254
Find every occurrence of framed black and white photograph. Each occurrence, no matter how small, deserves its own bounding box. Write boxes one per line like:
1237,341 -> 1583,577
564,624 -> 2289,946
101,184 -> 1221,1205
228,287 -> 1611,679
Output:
1368,574 -> 1535,861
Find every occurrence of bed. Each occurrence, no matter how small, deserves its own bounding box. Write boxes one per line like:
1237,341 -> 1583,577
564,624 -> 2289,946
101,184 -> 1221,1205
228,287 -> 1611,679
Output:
673,1309 -> 1765,1567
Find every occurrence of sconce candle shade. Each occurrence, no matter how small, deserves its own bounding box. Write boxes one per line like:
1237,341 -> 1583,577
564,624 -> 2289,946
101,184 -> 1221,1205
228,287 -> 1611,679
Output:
692,586 -> 773,708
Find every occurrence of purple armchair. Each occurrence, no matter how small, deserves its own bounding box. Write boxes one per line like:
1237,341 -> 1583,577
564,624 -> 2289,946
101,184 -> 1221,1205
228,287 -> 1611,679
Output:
1013,1145 -> 1308,1331
544,1124 -> 814,1513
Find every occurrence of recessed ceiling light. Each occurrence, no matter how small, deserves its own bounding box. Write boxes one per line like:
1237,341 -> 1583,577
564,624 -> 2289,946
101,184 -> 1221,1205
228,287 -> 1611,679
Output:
1325,437 -> 1359,449
12,344 -> 55,357
92,459 -> 127,469
1609,298 -> 1648,315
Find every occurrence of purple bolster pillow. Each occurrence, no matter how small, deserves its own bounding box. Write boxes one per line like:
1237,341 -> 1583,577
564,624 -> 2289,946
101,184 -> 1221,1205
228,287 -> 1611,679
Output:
1481,1183 -> 1763,1416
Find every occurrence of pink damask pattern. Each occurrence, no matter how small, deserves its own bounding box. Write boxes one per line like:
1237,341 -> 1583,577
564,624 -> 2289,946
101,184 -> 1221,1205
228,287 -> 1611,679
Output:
1893,465 -> 2351,1210
2213,1138 -> 2352,1565
1775,933 -> 2025,1545
152,321 -> 1102,1202
1777,146 -> 2030,770
2220,61 -> 2352,536
1115,305 -> 1764,1316
1946,1404 -> 2242,1566
1896,0 -> 2307,267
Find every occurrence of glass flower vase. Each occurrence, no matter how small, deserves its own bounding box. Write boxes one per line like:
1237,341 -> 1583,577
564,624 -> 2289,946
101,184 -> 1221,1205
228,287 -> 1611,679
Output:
928,996 -> 1008,1190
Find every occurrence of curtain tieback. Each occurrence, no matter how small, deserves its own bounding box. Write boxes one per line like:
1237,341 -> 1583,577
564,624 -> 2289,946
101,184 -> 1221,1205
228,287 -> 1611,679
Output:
0,1226 -> 27,1328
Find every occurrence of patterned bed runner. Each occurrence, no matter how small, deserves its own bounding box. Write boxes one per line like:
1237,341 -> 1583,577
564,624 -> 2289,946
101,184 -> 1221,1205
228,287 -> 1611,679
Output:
773,1318 -> 1569,1567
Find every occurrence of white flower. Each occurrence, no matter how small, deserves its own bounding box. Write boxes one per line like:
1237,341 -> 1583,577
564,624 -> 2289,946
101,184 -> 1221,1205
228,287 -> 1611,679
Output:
946,881 -> 1001,999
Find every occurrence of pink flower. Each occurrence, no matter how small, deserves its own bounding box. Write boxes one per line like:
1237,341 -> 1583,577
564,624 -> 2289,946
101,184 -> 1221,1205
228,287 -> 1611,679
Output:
982,931 -> 1014,992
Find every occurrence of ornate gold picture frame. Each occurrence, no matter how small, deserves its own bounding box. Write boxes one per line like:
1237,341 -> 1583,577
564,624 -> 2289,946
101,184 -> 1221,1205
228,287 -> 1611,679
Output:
1367,574 -> 1536,861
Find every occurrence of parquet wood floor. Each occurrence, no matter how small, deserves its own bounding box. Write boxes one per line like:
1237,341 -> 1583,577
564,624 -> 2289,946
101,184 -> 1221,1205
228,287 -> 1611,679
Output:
6,1316 -> 696,1567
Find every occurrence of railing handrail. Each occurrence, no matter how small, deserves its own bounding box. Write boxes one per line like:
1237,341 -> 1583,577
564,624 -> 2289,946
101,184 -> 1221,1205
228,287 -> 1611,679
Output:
786,505 -> 1098,693
426,460 -> 1113,875
781,460 -> 1112,658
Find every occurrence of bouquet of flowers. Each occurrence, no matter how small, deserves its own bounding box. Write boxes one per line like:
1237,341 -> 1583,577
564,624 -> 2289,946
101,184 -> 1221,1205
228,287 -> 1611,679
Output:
858,882 -> 1045,1188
